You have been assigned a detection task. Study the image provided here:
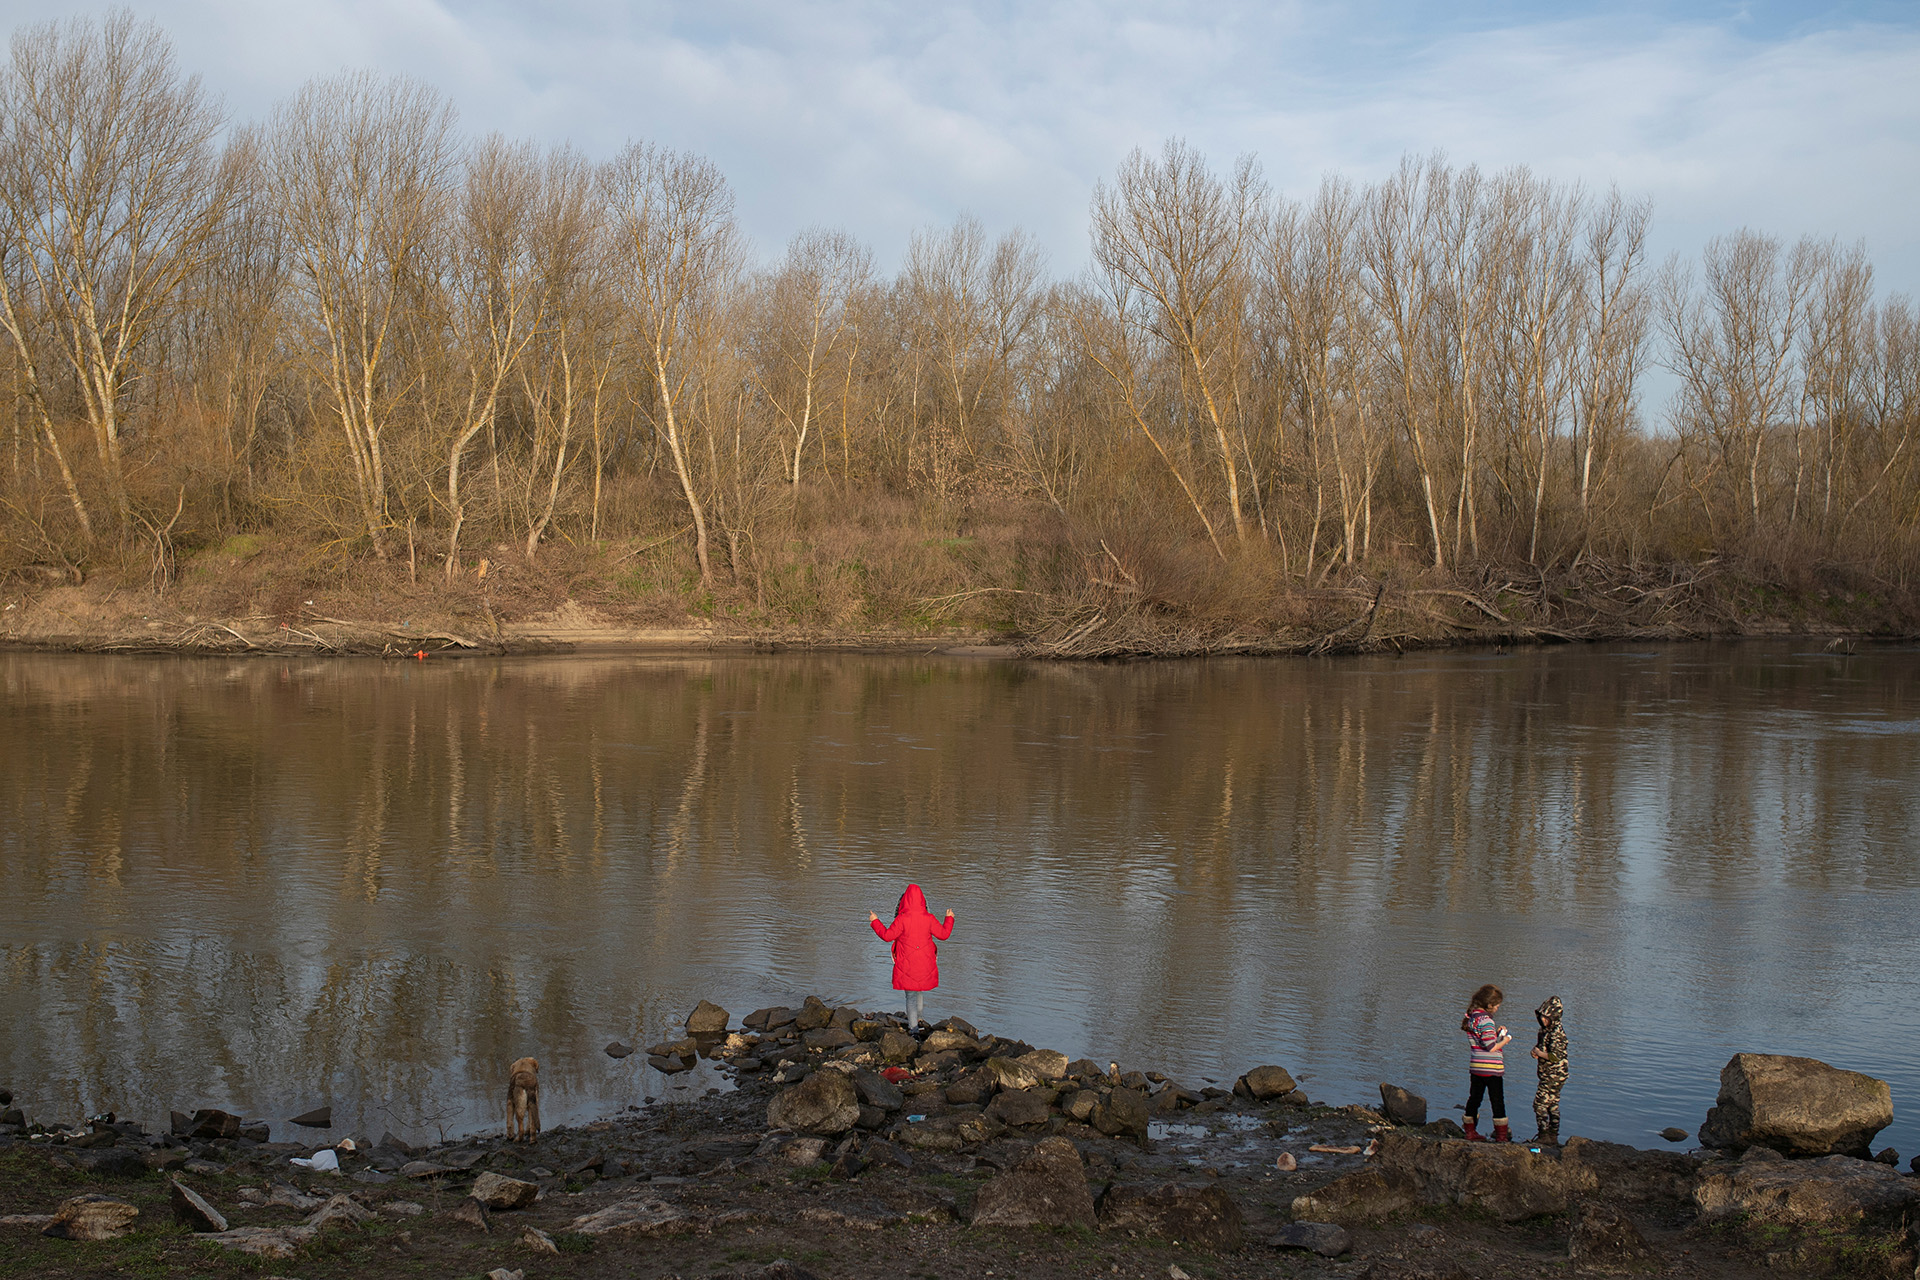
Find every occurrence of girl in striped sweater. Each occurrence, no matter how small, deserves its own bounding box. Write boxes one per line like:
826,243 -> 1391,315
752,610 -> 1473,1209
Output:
1461,983 -> 1514,1142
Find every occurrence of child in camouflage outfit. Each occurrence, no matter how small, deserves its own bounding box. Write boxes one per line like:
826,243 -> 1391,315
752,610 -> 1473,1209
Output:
1530,996 -> 1569,1143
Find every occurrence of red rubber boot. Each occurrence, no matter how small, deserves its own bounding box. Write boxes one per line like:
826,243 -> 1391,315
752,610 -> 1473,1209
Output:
1492,1120 -> 1513,1143
1463,1118 -> 1486,1142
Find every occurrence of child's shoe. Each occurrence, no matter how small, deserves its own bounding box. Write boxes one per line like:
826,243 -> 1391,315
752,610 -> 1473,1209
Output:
1462,1119 -> 1486,1142
1492,1121 -> 1513,1143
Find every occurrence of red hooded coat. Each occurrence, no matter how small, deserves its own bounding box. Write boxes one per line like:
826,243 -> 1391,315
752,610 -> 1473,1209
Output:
871,883 -> 953,991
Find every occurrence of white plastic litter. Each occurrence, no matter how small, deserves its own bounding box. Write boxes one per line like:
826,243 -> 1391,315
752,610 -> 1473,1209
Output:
290,1148 -> 340,1172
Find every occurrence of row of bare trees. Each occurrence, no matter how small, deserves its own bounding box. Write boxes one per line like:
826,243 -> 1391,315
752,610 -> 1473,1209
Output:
5,13 -> 1919,599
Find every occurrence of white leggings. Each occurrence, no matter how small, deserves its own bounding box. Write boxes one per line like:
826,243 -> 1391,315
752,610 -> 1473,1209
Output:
905,990 -> 926,1029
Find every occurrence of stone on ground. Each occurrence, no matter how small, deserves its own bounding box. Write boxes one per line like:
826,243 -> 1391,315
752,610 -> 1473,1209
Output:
205,1225 -> 310,1257
306,1193 -> 374,1232
1698,1053 -> 1891,1158
968,1135 -> 1097,1228
1567,1201 -> 1655,1271
850,1067 -> 903,1111
1239,1065 -> 1297,1099
981,1056 -> 1041,1090
290,1105 -> 332,1127
1693,1151 -> 1920,1228
169,1180 -> 227,1232
877,1030 -> 919,1063
567,1197 -> 694,1237
41,1194 -> 140,1241
449,1198 -> 490,1232
1290,1168 -> 1420,1225
984,1087 -> 1053,1128
1091,1087 -> 1150,1140
1097,1182 -> 1244,1250
1379,1082 -> 1428,1126
186,1108 -> 242,1140
767,1066 -> 861,1135
1015,1049 -> 1070,1080
471,1170 -> 539,1210
1270,1221 -> 1352,1257
1660,1126 -> 1689,1142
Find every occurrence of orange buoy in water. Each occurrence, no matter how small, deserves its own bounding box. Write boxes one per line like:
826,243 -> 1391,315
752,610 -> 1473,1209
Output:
415,649 -> 427,660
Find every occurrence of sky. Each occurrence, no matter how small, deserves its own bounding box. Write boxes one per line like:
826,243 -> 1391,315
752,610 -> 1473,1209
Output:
6,0 -> 1918,296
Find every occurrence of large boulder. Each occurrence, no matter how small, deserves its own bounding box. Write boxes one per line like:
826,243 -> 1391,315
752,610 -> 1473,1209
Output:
1091,1087 -> 1150,1141
767,1066 -> 861,1135
1097,1182 -> 1243,1250
802,1027 -> 857,1051
188,1108 -> 242,1140
1698,1054 -> 1891,1158
923,1029 -> 980,1054
968,1135 -> 1096,1228
471,1171 -> 539,1210
1015,1050 -> 1070,1081
41,1194 -> 140,1241
1238,1065 -> 1296,1100
984,1087 -> 1053,1128
981,1056 -> 1042,1091
876,1031 -> 919,1063
685,1000 -> 730,1034
850,1068 -> 903,1111
1693,1149 -> 1920,1229
1378,1083 -> 1428,1127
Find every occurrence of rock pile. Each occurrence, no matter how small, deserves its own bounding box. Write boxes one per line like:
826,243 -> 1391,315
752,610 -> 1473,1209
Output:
718,996 -> 1261,1156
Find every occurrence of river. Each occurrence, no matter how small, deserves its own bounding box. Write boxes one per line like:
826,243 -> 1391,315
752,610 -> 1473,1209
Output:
2,641 -> 1916,1154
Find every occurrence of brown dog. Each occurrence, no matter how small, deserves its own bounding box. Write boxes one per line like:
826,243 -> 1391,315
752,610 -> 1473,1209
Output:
507,1056 -> 541,1142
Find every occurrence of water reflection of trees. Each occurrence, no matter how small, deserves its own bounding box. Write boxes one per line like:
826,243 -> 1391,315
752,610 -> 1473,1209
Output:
0,646 -> 1916,1136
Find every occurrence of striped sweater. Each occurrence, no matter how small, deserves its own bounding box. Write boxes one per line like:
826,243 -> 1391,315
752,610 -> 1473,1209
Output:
1466,1009 -> 1505,1076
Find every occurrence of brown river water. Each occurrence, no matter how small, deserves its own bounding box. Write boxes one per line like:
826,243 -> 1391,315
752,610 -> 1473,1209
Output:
2,642 -> 1917,1152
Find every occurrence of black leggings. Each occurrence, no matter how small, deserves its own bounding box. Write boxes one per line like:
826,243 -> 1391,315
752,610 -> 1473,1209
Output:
1465,1073 -> 1506,1120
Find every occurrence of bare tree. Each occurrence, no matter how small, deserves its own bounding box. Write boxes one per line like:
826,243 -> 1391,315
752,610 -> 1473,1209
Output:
1092,140 -> 1264,544
602,142 -> 743,585
755,226 -> 870,487
517,145 -> 603,560
1796,240 -> 1873,536
0,11 -> 231,543
1663,230 -> 1818,534
902,216 -> 1045,492
266,70 -> 457,558
1571,187 -> 1651,535
1362,154 -> 1448,566
439,135 -> 544,575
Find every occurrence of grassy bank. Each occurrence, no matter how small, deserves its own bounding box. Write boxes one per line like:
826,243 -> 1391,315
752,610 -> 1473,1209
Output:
2,493 -> 1914,659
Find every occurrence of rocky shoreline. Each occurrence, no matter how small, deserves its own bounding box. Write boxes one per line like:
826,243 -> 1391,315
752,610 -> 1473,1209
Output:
3,997 -> 1917,1279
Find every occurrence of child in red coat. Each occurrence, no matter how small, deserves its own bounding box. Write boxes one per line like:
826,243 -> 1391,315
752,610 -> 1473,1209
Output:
869,883 -> 954,1030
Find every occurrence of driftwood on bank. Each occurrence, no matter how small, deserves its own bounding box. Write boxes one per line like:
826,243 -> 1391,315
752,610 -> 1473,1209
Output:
84,611 -> 485,657
1017,557 -> 1748,660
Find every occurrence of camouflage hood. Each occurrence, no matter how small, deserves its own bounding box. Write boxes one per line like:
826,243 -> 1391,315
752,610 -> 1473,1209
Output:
1536,995 -> 1564,1025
